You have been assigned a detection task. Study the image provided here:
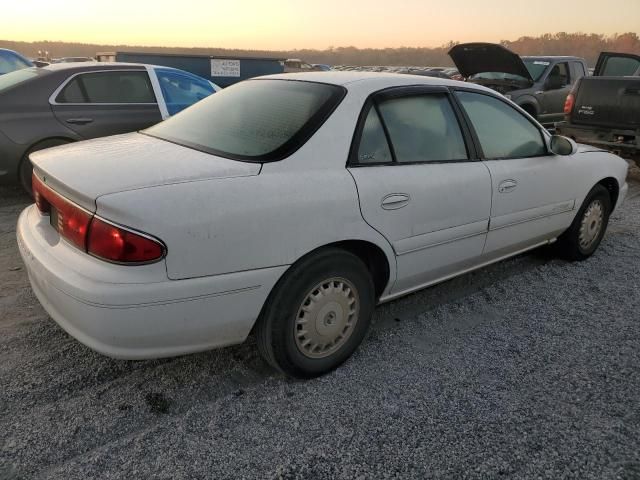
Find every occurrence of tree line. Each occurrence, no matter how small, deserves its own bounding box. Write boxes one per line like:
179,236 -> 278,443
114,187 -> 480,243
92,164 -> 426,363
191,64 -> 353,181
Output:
1,32 -> 639,67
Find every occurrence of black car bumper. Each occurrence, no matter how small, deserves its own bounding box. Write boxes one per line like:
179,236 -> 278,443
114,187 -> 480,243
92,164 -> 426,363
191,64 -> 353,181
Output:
555,122 -> 639,161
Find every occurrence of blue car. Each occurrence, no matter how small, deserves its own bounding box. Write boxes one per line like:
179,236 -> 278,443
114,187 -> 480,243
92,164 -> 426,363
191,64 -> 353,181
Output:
0,48 -> 33,75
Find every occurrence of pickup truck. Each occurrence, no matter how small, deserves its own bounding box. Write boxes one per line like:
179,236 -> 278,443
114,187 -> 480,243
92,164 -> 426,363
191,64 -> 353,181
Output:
556,52 -> 640,167
449,43 -> 589,125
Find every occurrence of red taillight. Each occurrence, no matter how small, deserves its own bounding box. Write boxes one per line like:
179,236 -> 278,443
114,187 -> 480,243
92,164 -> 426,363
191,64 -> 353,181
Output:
32,173 -> 165,264
32,173 -> 91,249
87,217 -> 164,264
564,93 -> 575,116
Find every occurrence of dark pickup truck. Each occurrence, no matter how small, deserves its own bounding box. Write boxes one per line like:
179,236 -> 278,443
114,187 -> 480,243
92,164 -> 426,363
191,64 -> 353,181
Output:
449,43 -> 588,126
556,52 -> 640,166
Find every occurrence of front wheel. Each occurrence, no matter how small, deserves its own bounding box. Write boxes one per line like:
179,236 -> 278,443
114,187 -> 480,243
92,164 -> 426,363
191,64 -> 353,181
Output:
256,248 -> 375,379
555,184 -> 611,261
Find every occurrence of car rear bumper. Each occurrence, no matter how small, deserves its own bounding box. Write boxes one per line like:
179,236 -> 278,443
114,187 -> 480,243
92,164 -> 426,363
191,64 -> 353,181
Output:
17,205 -> 288,359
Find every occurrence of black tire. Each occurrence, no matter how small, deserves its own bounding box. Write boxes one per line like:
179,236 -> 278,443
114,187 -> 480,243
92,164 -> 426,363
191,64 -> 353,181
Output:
555,184 -> 612,261
18,139 -> 71,197
256,248 -> 375,379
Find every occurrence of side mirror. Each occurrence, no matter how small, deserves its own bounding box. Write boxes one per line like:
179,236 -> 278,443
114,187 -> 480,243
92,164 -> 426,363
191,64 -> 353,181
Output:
550,135 -> 577,156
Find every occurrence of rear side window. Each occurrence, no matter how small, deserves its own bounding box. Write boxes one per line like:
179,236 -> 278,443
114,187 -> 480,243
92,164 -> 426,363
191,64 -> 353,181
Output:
56,71 -> 155,104
456,91 -> 547,159
357,108 -> 393,164
144,79 -> 345,161
377,95 -> 468,163
572,61 -> 586,80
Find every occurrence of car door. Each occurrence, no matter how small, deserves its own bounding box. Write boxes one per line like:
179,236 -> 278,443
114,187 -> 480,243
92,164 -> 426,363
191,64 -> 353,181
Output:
348,87 -> 492,294
538,62 -> 572,123
593,52 -> 640,76
50,69 -> 162,139
454,89 -> 579,257
152,68 -> 216,117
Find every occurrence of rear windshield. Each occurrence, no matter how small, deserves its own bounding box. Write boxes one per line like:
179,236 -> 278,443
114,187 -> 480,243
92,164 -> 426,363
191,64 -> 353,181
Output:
0,68 -> 42,93
144,79 -> 345,162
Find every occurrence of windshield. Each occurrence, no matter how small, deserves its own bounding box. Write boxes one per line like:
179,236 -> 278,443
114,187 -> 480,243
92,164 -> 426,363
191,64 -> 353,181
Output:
145,79 -> 345,162
523,59 -> 550,81
0,67 -> 41,92
469,72 -> 529,82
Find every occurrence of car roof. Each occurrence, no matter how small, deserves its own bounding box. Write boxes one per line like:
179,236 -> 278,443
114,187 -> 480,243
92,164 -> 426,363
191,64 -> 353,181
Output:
260,71 -> 487,93
41,62 -> 149,73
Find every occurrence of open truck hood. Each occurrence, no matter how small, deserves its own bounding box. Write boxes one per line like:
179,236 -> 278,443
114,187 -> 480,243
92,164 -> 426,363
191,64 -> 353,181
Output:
30,132 -> 261,211
448,43 -> 534,84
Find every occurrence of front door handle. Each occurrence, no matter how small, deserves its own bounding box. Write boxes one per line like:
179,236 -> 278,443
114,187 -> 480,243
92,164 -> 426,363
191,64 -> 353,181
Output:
66,118 -> 94,125
381,193 -> 410,210
498,179 -> 518,193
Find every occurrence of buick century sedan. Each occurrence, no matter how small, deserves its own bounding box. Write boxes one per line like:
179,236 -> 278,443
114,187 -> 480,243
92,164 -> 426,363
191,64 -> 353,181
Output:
17,72 -> 629,378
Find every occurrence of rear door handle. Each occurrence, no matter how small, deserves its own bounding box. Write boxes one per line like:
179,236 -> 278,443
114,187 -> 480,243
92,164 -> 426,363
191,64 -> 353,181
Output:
381,193 -> 410,210
66,118 -> 93,125
498,179 -> 518,193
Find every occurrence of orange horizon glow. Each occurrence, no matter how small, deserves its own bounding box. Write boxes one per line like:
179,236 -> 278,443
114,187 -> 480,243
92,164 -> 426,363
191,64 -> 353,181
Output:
3,0 -> 639,50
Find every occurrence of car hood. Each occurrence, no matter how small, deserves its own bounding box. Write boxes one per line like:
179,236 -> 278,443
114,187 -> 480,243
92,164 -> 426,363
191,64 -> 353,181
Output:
30,132 -> 261,211
448,43 -> 534,84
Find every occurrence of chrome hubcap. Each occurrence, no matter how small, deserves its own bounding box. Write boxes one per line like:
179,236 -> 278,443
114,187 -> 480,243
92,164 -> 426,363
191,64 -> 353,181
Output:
294,277 -> 359,359
579,199 -> 604,250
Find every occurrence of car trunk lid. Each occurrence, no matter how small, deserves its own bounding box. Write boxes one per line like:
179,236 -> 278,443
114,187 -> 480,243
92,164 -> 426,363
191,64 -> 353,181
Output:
448,43 -> 534,85
29,132 -> 261,211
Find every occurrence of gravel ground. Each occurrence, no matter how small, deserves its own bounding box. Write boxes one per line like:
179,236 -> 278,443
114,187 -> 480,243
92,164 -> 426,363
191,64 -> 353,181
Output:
1,167 -> 639,480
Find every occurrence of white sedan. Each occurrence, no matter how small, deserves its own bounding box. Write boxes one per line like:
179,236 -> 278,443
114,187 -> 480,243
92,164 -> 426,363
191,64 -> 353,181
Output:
17,72 -> 629,378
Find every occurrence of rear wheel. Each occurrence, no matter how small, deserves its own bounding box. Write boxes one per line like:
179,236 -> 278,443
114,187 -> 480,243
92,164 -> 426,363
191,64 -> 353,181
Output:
18,139 -> 71,196
256,248 -> 375,378
555,184 -> 611,261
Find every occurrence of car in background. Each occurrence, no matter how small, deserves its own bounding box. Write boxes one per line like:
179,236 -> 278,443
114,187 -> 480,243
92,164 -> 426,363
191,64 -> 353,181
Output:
407,68 -> 451,79
17,72 -> 628,378
0,62 -> 219,194
449,43 -> 588,125
312,64 -> 332,71
0,48 -> 33,75
284,59 -> 325,73
557,52 -> 640,167
52,57 -> 95,63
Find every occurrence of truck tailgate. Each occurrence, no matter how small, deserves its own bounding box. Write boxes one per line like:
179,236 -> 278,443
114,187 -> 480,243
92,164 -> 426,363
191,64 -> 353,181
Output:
571,77 -> 640,129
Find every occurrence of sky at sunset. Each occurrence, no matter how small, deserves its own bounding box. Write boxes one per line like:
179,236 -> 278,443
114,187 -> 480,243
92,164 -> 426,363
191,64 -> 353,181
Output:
4,0 -> 639,50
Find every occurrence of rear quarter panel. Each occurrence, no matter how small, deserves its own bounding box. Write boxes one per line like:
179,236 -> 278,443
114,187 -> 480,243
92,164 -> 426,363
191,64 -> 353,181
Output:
95,169 -> 396,288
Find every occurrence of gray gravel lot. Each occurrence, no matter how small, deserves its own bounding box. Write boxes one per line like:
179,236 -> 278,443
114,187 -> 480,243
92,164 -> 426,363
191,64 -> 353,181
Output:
1,167 -> 640,480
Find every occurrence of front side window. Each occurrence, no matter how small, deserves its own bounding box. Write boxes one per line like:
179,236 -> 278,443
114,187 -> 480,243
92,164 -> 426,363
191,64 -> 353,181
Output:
156,69 -> 215,115
549,63 -> 570,86
377,95 -> 468,163
56,71 -> 155,104
144,79 -> 345,161
456,91 -> 547,159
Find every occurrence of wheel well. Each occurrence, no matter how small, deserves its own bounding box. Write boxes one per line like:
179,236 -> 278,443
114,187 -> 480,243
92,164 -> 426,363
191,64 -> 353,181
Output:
325,240 -> 391,299
520,103 -> 537,118
20,137 -> 75,164
597,177 -> 619,208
